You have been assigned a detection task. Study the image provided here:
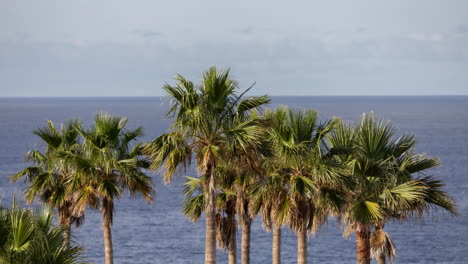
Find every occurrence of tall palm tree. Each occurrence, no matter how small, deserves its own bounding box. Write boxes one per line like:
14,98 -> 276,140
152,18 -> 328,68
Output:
327,112 -> 457,264
144,67 -> 270,264
10,120 -> 83,249
65,113 -> 154,264
265,107 -> 345,264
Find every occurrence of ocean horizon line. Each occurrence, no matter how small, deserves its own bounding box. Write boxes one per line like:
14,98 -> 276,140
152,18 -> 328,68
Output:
1,94 -> 468,99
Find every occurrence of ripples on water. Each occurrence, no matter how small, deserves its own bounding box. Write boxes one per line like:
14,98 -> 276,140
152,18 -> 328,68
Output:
0,96 -> 467,263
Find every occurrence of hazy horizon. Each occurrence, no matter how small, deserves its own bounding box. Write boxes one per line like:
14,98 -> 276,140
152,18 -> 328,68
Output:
2,94 -> 468,99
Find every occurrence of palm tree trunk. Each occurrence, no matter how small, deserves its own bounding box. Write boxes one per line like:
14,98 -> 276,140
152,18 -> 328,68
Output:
241,218 -> 251,264
228,224 -> 237,264
297,222 -> 307,264
58,205 -> 72,249
272,224 -> 281,264
102,198 -> 114,264
205,165 -> 217,264
227,201 -> 237,264
356,224 -> 371,264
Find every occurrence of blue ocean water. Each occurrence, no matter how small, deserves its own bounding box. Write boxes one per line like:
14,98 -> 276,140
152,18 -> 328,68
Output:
0,96 -> 467,264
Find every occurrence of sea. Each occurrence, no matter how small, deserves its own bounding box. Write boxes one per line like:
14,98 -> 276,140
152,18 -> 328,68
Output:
0,96 -> 467,264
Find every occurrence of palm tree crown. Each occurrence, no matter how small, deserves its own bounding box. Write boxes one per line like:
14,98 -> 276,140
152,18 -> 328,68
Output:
10,120 -> 83,248
261,106 -> 346,264
327,112 -> 456,264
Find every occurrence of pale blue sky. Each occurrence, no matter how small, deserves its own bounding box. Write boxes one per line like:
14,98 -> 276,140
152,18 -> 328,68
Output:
1,0 -> 467,97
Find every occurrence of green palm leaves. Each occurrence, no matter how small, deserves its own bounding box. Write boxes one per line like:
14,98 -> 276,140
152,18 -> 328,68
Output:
332,113 -> 456,226
11,120 -> 80,205
71,114 -> 153,211
0,203 -> 86,264
10,119 -> 82,248
261,107 -> 345,264
328,112 -> 456,264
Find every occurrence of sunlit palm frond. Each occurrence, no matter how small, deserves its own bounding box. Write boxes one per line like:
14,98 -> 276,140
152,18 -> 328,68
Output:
351,200 -> 383,225
182,194 -> 205,222
0,204 -> 87,264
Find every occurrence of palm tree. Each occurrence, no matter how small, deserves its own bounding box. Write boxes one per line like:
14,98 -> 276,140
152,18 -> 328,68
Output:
218,189 -> 238,264
182,167 -> 238,264
183,161 -> 266,264
65,113 -> 154,264
230,113 -> 270,264
144,67 -> 270,264
250,164 -> 287,264
184,111 -> 270,264
249,128 -> 287,264
327,112 -> 457,264
236,173 -> 255,264
10,120 -> 83,249
265,107 -> 345,264
233,157 -> 263,264
0,201 -> 86,264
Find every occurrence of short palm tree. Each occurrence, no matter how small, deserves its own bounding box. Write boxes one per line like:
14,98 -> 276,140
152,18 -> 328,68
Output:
10,120 -> 83,249
249,161 -> 288,264
182,168 -> 237,264
226,112 -> 270,264
65,113 -> 154,264
327,112 -> 457,264
235,168 -> 259,264
183,156 -> 267,264
265,107 -> 345,264
0,201 -> 86,264
144,67 -> 270,264
232,146 -> 267,264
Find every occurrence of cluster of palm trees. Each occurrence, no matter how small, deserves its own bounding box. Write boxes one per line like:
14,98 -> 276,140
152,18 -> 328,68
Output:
11,116 -> 153,264
144,67 -> 456,264
9,66 -> 456,264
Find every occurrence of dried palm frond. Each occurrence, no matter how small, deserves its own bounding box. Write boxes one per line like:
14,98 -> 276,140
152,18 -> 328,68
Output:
370,229 -> 395,263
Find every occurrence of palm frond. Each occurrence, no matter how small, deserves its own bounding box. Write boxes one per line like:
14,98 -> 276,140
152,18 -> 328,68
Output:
370,228 -> 395,263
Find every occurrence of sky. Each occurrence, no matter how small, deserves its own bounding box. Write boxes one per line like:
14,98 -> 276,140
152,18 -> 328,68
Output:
1,0 -> 467,97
